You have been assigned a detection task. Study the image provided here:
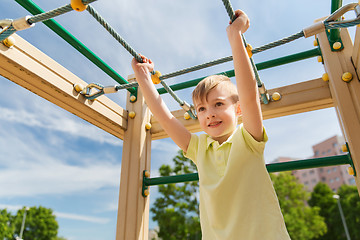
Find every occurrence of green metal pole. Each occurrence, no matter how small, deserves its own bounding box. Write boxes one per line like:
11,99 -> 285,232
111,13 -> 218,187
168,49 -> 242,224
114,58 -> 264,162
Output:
144,154 -> 351,186
330,0 -> 343,42
14,0 -> 136,95
158,48 -> 322,94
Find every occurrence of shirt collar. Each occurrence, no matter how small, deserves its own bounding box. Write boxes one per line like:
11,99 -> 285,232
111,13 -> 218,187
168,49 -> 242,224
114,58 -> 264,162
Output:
206,127 -> 238,149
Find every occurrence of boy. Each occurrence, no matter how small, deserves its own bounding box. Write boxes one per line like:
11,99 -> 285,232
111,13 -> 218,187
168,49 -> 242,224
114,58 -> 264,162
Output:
132,9 -> 290,240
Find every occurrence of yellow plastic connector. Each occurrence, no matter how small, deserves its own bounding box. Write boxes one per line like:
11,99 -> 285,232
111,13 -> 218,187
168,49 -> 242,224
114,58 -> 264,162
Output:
333,42 -> 342,50
73,83 -> 84,93
128,111 -> 136,119
71,0 -> 88,11
322,73 -> 329,82
341,144 -> 348,152
143,189 -> 150,197
313,39 -> 318,47
145,123 -> 152,130
342,72 -> 353,82
2,36 -> 15,48
130,95 -> 137,102
348,167 -> 354,176
151,71 -> 162,84
246,44 -> 253,58
317,56 -> 323,63
144,170 -> 150,178
184,112 -> 191,120
271,92 -> 281,101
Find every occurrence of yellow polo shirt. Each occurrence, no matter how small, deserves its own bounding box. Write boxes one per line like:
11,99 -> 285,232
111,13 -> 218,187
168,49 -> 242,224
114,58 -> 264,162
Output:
184,124 -> 290,240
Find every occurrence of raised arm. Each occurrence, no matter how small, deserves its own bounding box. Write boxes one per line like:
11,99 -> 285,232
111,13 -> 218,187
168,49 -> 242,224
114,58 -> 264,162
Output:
131,55 -> 191,152
226,10 -> 264,141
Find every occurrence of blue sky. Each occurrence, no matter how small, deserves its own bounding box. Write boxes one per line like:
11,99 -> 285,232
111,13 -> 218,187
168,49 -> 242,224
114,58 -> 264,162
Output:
0,0 -> 355,239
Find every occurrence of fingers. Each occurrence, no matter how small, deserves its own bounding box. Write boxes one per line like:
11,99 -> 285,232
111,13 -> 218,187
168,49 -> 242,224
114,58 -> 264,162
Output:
138,53 -> 153,64
229,10 -> 245,24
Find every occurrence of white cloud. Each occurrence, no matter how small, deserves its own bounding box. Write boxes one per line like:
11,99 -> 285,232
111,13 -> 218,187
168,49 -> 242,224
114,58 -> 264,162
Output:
0,122 -> 121,198
54,212 -> 110,224
0,158 -> 120,197
0,105 -> 122,147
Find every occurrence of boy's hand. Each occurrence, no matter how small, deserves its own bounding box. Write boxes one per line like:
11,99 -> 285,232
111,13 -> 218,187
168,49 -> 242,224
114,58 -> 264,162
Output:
226,10 -> 250,41
131,54 -> 154,75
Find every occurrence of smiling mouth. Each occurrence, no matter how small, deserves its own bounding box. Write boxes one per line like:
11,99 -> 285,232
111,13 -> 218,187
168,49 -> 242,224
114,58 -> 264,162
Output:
208,121 -> 222,127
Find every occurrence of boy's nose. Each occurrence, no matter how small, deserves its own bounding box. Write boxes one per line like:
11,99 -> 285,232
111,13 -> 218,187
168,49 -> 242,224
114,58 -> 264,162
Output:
206,112 -> 216,119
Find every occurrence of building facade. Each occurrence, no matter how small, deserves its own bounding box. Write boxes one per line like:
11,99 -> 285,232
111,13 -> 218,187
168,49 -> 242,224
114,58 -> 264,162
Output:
276,136 -> 355,192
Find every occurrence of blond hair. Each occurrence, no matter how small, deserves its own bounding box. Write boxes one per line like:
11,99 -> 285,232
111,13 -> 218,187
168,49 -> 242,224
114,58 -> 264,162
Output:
192,75 -> 239,105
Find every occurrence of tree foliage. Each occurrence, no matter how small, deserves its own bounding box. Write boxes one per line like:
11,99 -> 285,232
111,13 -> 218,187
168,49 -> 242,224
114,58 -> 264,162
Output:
309,183 -> 360,240
151,150 -> 201,240
12,206 -> 58,240
0,206 -> 59,240
0,209 -> 14,240
271,172 -> 327,240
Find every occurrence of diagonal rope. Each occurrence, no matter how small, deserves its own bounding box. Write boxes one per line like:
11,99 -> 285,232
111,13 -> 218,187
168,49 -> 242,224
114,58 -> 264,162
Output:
86,4 -> 142,63
220,0 -> 269,104
85,4 -> 196,118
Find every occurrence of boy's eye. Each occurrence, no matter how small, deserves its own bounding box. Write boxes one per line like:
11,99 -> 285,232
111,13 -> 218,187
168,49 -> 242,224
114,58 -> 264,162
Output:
197,107 -> 205,112
215,102 -> 223,107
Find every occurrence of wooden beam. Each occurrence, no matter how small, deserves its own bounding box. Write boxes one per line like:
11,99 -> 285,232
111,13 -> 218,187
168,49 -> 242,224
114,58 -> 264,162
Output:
150,78 -> 333,140
0,34 -> 127,139
318,28 -> 360,195
116,76 -> 151,240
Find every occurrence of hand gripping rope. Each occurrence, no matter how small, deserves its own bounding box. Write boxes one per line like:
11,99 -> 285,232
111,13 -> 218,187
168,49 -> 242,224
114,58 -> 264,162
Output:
78,2 -> 360,108
2,1 -> 360,117
81,4 -> 197,119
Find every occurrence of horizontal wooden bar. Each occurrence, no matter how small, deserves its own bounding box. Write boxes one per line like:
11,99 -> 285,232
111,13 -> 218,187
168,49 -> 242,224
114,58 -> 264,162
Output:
151,78 -> 334,139
0,34 -> 127,140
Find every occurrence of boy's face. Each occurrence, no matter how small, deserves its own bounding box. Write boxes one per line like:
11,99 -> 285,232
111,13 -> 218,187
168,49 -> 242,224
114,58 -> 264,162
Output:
194,84 -> 240,144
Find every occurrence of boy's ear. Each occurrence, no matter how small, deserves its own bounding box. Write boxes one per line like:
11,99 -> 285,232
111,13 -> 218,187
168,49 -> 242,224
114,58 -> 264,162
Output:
236,102 -> 241,115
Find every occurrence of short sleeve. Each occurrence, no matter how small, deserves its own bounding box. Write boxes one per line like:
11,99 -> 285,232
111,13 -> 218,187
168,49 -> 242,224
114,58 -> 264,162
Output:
240,125 -> 268,155
183,133 -> 199,164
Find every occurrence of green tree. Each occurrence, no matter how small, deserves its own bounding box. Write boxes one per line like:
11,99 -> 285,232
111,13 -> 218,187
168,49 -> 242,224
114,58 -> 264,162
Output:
151,150 -> 201,240
308,182 -> 339,240
271,172 -> 327,240
337,185 -> 360,240
310,183 -> 360,240
12,206 -> 58,240
0,209 -> 14,239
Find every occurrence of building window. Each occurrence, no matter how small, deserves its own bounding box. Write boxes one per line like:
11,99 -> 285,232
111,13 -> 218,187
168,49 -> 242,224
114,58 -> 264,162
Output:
327,169 -> 331,173
336,177 -> 340,181
330,179 -> 334,183
321,177 -> 326,181
302,173 -> 307,177
327,149 -> 331,153
349,178 -> 355,184
310,170 -> 315,174
304,181 -> 309,185
312,179 -> 317,183
319,168 -> 324,173
333,167 -> 337,172
333,143 -> 338,148
315,150 -> 319,156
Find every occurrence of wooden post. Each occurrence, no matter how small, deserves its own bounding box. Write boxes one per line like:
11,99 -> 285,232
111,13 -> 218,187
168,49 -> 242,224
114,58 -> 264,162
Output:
116,75 -> 151,240
317,28 -> 360,195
